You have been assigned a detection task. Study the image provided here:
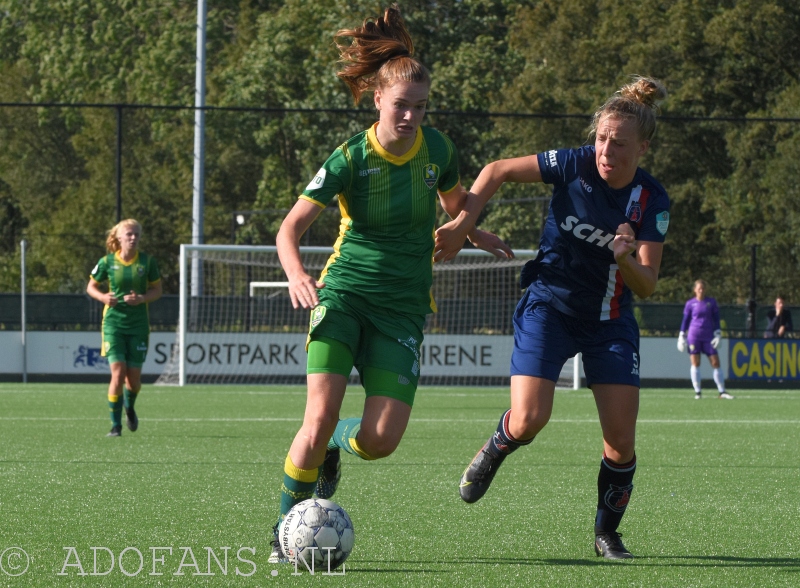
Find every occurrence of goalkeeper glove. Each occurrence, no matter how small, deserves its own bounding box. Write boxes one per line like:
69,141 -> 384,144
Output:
711,329 -> 722,349
677,331 -> 687,352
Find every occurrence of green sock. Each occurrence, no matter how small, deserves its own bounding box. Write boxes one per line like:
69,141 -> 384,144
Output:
329,417 -> 375,460
108,394 -> 123,428
124,388 -> 138,410
279,455 -> 318,519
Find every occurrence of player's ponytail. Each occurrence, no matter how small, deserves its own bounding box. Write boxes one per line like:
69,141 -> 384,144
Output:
335,4 -> 430,105
589,76 -> 667,142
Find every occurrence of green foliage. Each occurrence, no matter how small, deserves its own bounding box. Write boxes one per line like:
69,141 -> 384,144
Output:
0,0 -> 799,304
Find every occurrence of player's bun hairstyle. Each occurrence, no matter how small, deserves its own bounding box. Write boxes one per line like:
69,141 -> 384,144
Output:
106,219 -> 142,253
589,76 -> 668,142
335,4 -> 430,105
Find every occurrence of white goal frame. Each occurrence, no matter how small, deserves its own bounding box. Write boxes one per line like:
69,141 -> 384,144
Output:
249,281 -> 289,296
169,244 -> 581,388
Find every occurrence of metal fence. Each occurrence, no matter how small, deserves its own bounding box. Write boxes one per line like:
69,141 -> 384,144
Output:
0,292 -> 790,339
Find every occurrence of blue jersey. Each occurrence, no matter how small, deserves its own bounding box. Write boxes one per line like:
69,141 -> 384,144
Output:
527,146 -> 670,321
680,297 -> 720,341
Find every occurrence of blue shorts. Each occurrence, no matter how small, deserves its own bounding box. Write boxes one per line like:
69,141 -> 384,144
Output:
510,291 -> 640,388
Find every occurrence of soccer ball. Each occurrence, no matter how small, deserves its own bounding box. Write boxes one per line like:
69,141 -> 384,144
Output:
279,498 -> 354,570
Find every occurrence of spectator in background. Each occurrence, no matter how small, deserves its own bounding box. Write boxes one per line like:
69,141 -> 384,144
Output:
764,295 -> 793,338
677,279 -> 733,400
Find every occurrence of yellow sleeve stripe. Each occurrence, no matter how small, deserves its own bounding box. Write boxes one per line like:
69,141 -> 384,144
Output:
299,195 -> 327,208
438,178 -> 462,195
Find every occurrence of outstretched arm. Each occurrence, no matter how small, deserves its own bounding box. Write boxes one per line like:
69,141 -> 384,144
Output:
434,156 -> 541,261
470,155 -> 543,199
436,182 -> 513,261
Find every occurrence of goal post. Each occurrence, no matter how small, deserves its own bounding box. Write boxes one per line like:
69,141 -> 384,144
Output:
157,245 -> 581,389
249,282 -> 290,296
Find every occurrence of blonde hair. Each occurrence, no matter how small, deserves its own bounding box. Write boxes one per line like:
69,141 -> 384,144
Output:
589,76 -> 667,142
335,4 -> 430,105
106,219 -> 142,253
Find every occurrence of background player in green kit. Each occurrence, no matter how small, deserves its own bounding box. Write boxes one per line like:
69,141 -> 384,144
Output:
269,5 -> 512,563
87,219 -> 162,437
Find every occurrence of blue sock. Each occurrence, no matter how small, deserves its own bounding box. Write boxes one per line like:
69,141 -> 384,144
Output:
486,410 -> 534,456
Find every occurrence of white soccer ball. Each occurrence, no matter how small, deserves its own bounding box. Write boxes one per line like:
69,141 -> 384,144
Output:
279,498 -> 354,570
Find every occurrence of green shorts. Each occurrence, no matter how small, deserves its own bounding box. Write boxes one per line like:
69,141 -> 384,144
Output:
102,331 -> 149,368
307,290 -> 424,405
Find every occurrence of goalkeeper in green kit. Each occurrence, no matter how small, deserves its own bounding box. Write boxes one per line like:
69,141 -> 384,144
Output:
269,4 -> 513,563
87,219 -> 162,437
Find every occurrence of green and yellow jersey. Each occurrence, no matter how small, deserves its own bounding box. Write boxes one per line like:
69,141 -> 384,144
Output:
90,251 -> 161,334
301,123 -> 460,316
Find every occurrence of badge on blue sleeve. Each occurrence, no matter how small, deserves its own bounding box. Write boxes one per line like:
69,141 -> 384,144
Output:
656,211 -> 670,236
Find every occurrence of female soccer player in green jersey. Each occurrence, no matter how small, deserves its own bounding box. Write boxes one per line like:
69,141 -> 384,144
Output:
269,5 -> 512,563
87,219 -> 162,437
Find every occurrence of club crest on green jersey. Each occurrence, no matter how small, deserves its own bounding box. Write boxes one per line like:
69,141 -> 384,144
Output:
310,305 -> 327,328
423,164 -> 439,189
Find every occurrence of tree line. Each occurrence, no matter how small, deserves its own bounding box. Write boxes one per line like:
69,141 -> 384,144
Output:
1,0 -> 799,306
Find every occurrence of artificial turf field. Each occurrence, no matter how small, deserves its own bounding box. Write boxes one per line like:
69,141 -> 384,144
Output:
0,383 -> 798,587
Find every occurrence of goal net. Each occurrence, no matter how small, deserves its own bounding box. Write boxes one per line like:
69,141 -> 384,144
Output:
155,245 -> 580,389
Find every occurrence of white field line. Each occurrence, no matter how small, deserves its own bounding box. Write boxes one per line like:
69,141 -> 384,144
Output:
1,389 -> 799,401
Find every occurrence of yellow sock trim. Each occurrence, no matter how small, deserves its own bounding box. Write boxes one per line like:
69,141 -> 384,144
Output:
108,394 -> 120,402
349,437 -> 378,461
284,454 -> 319,483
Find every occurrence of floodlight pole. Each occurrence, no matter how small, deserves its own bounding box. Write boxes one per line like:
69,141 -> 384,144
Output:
191,0 -> 207,298
747,244 -> 758,338
115,105 -> 123,222
20,239 -> 27,384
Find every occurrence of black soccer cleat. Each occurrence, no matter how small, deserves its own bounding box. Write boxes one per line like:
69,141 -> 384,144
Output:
106,425 -> 122,437
268,523 -> 289,564
594,531 -> 634,560
459,440 -> 506,503
125,407 -> 139,432
315,448 -> 341,499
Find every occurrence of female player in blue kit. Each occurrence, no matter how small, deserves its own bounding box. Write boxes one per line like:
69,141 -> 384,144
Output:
454,76 -> 670,560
